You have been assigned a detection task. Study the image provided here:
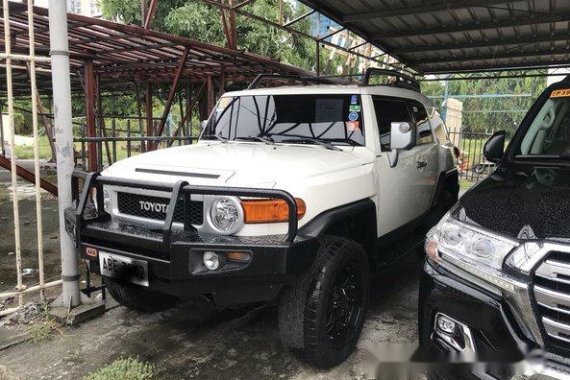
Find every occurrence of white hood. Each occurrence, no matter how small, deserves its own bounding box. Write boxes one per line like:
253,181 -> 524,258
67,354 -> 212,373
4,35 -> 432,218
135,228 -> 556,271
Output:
102,141 -> 375,188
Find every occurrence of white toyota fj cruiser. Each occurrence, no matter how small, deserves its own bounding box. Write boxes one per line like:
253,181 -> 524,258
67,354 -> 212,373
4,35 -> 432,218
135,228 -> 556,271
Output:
66,69 -> 458,368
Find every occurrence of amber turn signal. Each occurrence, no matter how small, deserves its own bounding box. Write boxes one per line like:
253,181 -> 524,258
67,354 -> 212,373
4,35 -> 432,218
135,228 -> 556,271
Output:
242,198 -> 306,224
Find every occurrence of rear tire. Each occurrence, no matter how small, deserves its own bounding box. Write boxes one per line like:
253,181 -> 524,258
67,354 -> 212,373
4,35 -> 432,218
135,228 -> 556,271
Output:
104,277 -> 178,312
278,236 -> 370,368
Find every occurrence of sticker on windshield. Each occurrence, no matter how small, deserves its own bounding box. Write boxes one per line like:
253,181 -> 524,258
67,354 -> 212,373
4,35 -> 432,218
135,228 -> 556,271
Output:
550,89 -> 570,98
348,111 -> 359,121
347,121 -> 360,131
349,105 -> 361,112
350,95 -> 358,105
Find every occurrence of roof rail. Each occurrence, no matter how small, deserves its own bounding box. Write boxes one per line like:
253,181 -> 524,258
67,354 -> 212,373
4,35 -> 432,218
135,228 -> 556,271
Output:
247,74 -> 335,89
362,68 -> 421,92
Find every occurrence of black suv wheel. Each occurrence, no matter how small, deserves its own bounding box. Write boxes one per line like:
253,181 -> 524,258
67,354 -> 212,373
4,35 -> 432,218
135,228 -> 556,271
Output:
278,236 -> 370,368
104,277 -> 178,312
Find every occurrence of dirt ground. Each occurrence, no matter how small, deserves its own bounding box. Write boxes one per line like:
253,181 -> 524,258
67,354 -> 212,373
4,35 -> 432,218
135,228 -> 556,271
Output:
0,164 -> 62,294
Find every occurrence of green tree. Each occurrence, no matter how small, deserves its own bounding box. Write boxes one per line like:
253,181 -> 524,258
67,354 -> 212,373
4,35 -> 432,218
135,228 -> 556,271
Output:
422,75 -> 547,133
101,0 -> 325,73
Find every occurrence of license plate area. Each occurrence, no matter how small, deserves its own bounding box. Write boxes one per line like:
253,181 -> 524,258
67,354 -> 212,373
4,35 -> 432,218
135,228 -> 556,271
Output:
99,251 -> 149,287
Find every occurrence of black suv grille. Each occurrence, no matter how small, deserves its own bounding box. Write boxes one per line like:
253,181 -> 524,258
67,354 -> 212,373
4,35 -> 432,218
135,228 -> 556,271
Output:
533,251 -> 570,352
117,192 -> 203,225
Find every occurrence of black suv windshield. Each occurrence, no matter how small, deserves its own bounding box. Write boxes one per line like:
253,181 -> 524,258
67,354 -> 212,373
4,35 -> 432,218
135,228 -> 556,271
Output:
202,94 -> 365,146
517,89 -> 570,159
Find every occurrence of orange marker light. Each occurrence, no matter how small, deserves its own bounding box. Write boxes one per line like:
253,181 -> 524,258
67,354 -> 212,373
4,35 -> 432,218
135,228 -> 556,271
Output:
242,198 -> 306,224
85,246 -> 98,258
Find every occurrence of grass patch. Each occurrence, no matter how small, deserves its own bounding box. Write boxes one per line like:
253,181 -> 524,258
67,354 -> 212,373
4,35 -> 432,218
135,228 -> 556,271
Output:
28,318 -> 60,343
460,179 -> 474,191
83,358 -> 154,380
12,135 -> 53,160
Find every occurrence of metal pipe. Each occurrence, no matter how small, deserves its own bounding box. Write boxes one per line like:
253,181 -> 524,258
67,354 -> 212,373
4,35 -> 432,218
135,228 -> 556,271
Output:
3,0 -> 23,308
48,0 -> 81,308
27,0 -> 46,301
0,280 -> 63,301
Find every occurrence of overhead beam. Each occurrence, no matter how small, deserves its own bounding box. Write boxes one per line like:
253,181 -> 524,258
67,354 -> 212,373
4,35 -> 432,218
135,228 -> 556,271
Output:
343,0 -> 511,22
411,47 -> 570,65
144,0 -> 159,29
374,13 -> 570,39
392,33 -> 570,54
423,59 -> 570,75
284,9 -> 316,27
156,47 -> 190,138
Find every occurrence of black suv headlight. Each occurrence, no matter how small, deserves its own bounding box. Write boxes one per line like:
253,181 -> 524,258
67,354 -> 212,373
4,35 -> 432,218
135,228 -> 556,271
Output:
425,213 -> 543,344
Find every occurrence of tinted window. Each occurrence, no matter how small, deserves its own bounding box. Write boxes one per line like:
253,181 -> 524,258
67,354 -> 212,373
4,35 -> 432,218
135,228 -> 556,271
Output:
410,101 -> 434,145
372,97 -> 414,151
204,94 -> 365,146
519,95 -> 570,156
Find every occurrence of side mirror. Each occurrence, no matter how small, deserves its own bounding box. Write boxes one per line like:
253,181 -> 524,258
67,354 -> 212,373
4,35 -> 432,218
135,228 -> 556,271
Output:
388,122 -> 416,167
200,120 -> 208,130
484,130 -> 506,163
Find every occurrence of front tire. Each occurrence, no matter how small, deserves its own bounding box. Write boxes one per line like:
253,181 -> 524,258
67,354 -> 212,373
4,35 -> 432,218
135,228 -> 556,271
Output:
278,236 -> 370,368
104,277 -> 178,312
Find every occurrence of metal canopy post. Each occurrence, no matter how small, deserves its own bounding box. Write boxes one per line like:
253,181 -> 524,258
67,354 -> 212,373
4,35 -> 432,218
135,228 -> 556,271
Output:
84,60 -> 97,171
49,0 -> 81,308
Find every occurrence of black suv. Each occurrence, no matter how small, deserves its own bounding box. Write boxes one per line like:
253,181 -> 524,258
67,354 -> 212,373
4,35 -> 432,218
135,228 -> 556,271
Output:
419,77 -> 570,379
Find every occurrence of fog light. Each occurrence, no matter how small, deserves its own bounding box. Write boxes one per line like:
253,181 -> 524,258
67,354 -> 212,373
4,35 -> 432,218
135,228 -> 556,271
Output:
203,251 -> 221,271
433,313 -> 476,355
437,314 -> 457,334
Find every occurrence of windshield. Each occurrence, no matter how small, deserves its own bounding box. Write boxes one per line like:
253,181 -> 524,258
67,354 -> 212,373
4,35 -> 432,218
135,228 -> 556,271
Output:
518,89 -> 570,158
202,94 -> 365,146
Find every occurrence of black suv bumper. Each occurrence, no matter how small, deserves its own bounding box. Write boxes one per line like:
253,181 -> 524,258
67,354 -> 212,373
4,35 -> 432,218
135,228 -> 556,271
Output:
418,260 -> 570,379
65,171 -> 318,306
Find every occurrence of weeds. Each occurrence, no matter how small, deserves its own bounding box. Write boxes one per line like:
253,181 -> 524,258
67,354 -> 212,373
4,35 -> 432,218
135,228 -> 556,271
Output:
28,318 -> 59,343
28,301 -> 61,343
82,358 -> 154,380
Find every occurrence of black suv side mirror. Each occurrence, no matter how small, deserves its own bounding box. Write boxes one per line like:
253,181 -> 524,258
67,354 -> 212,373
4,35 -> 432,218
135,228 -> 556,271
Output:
484,130 -> 506,164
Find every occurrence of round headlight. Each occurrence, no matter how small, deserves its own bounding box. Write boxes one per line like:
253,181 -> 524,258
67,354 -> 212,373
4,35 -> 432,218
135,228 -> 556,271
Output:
209,197 -> 242,234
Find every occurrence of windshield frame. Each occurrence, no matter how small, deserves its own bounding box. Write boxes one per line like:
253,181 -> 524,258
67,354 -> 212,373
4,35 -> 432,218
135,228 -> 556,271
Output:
506,80 -> 570,166
200,93 -> 366,147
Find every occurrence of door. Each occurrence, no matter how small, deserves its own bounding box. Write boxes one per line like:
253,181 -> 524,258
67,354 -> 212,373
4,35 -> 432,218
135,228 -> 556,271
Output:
410,100 -> 439,208
372,96 -> 430,237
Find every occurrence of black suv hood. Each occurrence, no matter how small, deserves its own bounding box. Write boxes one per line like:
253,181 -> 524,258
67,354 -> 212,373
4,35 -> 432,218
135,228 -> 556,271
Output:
455,165 -> 570,240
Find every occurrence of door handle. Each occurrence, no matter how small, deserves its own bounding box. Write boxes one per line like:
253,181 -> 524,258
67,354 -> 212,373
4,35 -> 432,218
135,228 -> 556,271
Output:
416,160 -> 427,169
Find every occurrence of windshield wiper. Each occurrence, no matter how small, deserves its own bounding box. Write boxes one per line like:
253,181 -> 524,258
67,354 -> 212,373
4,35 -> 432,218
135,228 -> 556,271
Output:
325,138 -> 360,146
281,137 -> 342,151
203,134 -> 228,143
234,136 -> 275,145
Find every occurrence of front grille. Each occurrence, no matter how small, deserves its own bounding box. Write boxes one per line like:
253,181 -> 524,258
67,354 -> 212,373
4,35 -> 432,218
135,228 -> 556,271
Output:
533,251 -> 570,351
117,192 -> 203,225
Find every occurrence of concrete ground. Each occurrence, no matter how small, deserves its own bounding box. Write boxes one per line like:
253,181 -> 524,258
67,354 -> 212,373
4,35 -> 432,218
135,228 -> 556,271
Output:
0,255 -> 423,380
0,162 -> 426,380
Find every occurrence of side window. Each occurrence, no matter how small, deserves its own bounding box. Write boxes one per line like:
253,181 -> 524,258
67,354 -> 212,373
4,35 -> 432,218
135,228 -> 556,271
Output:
373,97 -> 414,151
410,101 -> 434,145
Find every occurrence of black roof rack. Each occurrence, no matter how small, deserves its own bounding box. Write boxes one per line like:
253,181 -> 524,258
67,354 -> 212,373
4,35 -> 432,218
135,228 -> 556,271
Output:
248,74 -> 335,89
362,68 -> 421,92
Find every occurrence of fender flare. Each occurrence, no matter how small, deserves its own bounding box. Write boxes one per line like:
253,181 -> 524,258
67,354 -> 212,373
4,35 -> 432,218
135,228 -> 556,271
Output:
299,199 -> 377,254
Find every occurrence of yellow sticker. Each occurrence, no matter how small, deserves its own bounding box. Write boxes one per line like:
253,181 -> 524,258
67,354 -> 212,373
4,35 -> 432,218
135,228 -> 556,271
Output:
550,89 -> 570,98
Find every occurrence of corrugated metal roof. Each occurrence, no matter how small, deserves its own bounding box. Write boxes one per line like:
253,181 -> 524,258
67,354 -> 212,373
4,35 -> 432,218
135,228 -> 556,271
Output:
300,0 -> 570,74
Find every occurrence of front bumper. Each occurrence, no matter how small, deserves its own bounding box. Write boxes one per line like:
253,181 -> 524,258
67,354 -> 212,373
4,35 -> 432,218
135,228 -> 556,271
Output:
419,260 -> 570,379
65,171 -> 318,305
